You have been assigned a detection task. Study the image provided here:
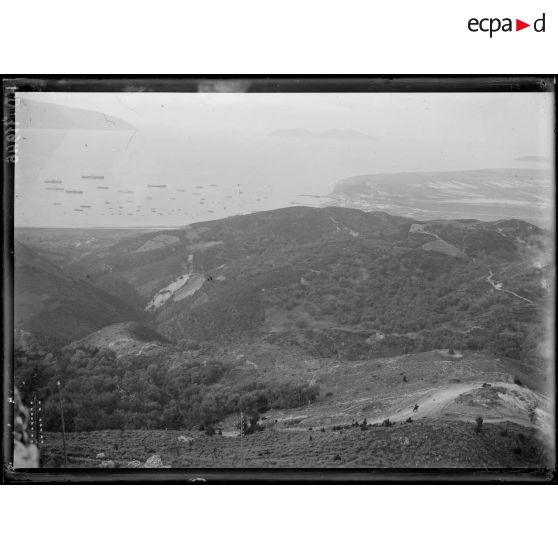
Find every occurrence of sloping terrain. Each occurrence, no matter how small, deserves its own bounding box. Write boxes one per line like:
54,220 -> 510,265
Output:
14,241 -> 141,341
67,322 -> 170,358
14,206 -> 554,469
211,348 -> 552,435
63,206 -> 414,324
51,207 -> 552,374
41,419 -> 552,468
30,339 -> 554,468
15,227 -> 158,267
18,98 -> 134,131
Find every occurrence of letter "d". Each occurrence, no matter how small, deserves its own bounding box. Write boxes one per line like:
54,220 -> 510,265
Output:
534,13 -> 545,32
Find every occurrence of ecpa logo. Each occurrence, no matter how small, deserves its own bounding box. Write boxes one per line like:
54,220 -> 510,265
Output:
468,13 -> 546,37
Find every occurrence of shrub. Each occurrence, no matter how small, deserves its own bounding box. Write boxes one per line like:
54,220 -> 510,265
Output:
514,377 -> 523,387
405,417 -> 413,423
244,414 -> 264,435
333,453 -> 341,461
475,416 -> 483,433
528,406 -> 537,424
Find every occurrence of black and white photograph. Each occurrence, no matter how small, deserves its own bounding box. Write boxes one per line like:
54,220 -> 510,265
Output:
4,78 -> 556,477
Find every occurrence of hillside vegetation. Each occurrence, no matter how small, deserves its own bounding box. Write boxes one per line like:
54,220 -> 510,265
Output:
13,206 -> 554,468
38,207 -> 552,373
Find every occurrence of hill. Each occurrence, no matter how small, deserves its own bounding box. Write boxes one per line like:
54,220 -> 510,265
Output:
15,227 -> 158,267
32,343 -> 553,468
14,241 -> 141,341
18,98 -> 134,131
64,206 -> 412,309
56,207 -> 552,371
13,206 -> 553,469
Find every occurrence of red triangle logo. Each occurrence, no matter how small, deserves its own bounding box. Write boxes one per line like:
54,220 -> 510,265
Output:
516,19 -> 530,31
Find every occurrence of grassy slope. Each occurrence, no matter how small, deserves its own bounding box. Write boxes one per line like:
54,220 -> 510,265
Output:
37,347 -> 554,469
40,419 -> 552,469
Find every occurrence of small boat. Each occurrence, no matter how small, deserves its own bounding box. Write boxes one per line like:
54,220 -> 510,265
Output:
147,184 -> 167,188
44,179 -> 62,184
81,175 -> 104,179
65,190 -> 83,194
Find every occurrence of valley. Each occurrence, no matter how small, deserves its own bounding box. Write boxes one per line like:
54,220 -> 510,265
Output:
12,205 -> 555,469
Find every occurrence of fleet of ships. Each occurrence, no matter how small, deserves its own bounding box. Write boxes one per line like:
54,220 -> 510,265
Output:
38,176 -> 270,220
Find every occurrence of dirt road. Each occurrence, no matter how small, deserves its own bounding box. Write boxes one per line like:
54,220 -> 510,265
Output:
367,381 -> 485,423
486,269 -> 534,304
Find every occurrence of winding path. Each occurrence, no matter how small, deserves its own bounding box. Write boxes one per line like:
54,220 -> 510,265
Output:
366,382 -> 485,424
486,269 -> 534,304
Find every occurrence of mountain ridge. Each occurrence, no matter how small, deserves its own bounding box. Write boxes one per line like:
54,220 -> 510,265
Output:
16,206 -> 547,373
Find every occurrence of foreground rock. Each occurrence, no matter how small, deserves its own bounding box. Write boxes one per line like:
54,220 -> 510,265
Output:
144,454 -> 170,468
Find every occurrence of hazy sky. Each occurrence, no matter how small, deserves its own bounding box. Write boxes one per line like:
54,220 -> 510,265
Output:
15,91 -> 554,227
